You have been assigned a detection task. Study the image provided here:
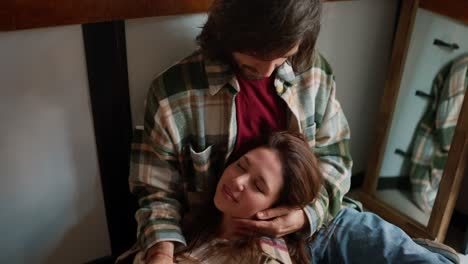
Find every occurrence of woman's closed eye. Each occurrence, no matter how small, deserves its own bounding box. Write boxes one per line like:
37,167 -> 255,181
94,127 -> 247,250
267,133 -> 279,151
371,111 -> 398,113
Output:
236,161 -> 246,171
254,182 -> 264,193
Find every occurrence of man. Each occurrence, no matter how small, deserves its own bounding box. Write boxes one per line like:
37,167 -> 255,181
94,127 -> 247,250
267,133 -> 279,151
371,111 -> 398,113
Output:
125,0 -> 459,263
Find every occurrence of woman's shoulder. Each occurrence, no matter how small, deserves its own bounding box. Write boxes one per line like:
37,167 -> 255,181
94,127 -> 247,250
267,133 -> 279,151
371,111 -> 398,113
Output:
258,237 -> 293,264
175,238 -> 231,264
175,237 -> 293,264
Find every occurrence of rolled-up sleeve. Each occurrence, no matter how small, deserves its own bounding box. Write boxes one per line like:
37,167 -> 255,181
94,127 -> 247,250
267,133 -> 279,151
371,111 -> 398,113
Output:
129,81 -> 187,255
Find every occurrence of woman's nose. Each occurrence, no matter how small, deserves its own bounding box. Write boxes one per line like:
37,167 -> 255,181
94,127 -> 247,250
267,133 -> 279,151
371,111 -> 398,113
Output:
231,174 -> 248,191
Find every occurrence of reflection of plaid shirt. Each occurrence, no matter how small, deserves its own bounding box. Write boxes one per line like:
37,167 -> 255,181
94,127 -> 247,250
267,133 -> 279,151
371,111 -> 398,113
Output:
129,50 -> 352,255
409,55 -> 468,211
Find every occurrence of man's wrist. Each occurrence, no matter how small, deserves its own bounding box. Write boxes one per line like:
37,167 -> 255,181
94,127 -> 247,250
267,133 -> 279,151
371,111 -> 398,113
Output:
300,207 -> 314,236
146,241 -> 174,262
147,251 -> 173,262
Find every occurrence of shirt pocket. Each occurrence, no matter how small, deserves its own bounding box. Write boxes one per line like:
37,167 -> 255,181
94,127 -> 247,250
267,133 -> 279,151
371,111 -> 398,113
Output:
303,123 -> 316,147
189,144 -> 217,192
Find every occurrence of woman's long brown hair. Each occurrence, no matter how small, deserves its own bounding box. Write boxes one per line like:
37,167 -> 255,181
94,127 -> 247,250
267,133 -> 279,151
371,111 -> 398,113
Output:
178,132 -> 323,263
196,0 -> 322,73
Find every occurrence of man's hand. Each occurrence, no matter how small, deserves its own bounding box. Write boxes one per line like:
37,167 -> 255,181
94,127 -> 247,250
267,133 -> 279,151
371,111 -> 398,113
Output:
146,241 -> 174,264
234,206 -> 308,238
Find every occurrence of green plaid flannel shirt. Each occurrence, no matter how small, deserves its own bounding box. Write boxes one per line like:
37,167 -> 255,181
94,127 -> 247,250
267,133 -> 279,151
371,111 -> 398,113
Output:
409,55 -> 468,211
129,50 -> 352,254
130,236 -> 292,264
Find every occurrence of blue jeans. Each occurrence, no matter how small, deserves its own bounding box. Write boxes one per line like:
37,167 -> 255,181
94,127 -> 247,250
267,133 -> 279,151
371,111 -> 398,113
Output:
308,208 -> 454,264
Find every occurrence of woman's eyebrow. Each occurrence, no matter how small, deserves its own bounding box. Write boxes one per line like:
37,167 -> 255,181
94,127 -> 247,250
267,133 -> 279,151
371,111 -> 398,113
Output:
244,156 -> 251,167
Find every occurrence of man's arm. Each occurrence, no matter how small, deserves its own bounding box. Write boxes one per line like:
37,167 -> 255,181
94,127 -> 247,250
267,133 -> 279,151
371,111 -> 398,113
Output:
129,81 -> 187,257
303,69 -> 352,236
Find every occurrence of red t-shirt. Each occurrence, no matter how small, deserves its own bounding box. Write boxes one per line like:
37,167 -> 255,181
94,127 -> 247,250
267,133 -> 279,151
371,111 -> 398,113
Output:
229,73 -> 288,162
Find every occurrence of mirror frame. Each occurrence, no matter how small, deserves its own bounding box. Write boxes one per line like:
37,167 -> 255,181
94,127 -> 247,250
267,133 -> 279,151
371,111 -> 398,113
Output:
358,0 -> 468,242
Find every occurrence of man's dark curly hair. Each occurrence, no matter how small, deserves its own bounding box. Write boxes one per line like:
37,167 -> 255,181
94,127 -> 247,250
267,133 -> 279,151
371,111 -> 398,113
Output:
197,0 -> 322,73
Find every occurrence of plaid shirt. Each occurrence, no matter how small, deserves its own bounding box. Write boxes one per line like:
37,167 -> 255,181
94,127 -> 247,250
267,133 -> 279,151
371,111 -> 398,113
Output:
130,236 -> 292,264
409,55 -> 468,211
129,50 -> 352,255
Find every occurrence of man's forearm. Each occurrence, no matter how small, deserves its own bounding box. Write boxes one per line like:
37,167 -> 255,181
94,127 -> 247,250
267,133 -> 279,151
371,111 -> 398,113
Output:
146,241 -> 174,263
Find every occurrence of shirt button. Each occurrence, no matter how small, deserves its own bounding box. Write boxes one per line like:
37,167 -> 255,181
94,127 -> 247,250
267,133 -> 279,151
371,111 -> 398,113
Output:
275,79 -> 284,94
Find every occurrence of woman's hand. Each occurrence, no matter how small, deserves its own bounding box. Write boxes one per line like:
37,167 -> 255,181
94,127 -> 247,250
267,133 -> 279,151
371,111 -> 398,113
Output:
234,206 -> 308,238
146,241 -> 174,264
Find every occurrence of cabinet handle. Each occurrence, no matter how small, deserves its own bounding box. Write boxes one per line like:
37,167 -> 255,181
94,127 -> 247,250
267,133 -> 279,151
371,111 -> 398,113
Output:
395,148 -> 410,158
433,38 -> 459,51
415,90 -> 434,100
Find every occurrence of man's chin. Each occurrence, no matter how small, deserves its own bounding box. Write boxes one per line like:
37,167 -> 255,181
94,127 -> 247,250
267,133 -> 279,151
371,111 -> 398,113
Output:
244,73 -> 269,80
250,76 -> 268,80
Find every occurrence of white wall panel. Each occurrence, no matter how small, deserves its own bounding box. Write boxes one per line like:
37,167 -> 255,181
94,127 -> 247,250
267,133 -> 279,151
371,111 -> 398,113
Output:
0,25 -> 111,264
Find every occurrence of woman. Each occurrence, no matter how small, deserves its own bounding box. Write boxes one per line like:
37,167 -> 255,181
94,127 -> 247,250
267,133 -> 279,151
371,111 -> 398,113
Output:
134,131 -> 323,263
127,131 -> 458,264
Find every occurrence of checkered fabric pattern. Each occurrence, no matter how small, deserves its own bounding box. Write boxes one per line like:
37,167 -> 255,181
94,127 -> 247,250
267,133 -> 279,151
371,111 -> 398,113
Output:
409,55 -> 468,211
129,50 -> 352,255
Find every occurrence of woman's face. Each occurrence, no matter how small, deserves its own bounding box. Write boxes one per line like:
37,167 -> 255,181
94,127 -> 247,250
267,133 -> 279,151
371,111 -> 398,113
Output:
214,147 -> 284,218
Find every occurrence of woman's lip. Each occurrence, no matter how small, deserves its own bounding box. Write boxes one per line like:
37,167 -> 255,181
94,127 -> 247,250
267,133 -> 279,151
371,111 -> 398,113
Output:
222,184 -> 238,203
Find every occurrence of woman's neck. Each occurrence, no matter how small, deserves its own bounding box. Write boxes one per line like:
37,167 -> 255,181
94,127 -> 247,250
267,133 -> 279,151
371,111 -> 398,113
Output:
218,214 -> 244,240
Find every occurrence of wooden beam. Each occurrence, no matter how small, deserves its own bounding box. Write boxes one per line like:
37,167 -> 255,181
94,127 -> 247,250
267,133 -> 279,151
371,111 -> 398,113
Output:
420,0 -> 468,24
1,0 -> 214,31
1,0 -> 351,31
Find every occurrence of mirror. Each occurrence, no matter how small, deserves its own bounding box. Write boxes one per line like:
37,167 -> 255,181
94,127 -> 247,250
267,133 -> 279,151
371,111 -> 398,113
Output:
376,6 -> 467,226
358,0 -> 468,242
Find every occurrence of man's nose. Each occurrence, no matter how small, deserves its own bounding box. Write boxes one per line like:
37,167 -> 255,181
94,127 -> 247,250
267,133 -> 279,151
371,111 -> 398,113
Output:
256,62 -> 278,77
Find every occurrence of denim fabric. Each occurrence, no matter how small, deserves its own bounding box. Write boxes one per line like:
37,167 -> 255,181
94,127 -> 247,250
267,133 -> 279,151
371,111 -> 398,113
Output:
308,208 -> 454,264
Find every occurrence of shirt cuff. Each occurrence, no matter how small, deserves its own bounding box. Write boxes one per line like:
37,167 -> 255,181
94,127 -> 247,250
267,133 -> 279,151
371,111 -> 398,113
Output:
141,230 -> 187,257
302,205 -> 320,237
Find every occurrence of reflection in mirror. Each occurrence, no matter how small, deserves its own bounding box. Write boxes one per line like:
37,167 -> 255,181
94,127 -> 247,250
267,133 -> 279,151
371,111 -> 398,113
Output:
375,8 -> 467,226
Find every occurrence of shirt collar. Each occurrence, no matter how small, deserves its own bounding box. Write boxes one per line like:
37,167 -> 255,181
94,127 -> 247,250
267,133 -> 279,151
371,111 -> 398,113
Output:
204,55 -> 298,96
204,56 -> 237,95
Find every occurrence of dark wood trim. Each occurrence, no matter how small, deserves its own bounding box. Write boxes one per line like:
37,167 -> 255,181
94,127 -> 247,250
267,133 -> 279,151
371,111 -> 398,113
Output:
350,171 -> 365,189
376,176 -> 411,190
82,21 -> 138,256
420,0 -> 468,24
1,0 -> 214,31
1,0 -> 352,31
362,0 -> 419,195
464,224 -> 468,254
448,209 -> 468,254
428,96 -> 468,242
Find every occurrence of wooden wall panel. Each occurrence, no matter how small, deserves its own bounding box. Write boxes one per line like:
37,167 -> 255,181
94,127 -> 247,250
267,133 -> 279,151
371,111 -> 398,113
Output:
0,0 -> 351,31
420,0 -> 468,24
0,0 -> 214,31
0,0 -> 16,30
